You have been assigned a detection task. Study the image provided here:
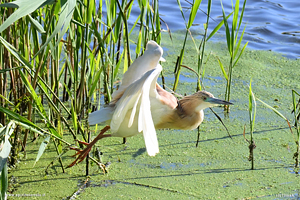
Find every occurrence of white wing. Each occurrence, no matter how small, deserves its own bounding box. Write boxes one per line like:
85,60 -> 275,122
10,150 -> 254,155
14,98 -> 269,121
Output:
88,107 -> 113,125
112,40 -> 164,100
111,65 -> 162,156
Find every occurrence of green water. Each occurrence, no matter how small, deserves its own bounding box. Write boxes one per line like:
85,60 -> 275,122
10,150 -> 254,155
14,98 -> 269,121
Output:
8,34 -> 300,199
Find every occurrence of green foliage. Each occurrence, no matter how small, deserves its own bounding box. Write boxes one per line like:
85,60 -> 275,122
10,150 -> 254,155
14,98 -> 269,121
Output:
0,0 -> 173,169
218,0 -> 248,112
187,0 -> 202,29
248,80 -> 256,135
34,135 -> 50,166
244,80 -> 256,170
255,92 -> 299,169
292,90 -> 300,168
173,0 -> 203,91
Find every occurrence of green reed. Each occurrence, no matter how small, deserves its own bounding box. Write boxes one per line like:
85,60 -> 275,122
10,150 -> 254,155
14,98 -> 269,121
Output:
0,0 -> 166,170
256,96 -> 297,170
173,0 -> 202,91
245,80 -> 256,170
218,0 -> 248,112
292,90 -> 300,169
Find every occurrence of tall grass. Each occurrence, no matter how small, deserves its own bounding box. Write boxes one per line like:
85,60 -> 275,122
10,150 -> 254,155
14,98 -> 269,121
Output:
173,0 -> 202,91
218,0 -> 248,112
292,90 -> 300,169
245,80 -> 256,170
0,0 -> 165,169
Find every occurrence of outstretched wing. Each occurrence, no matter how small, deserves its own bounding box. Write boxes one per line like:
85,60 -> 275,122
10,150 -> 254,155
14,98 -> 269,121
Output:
111,65 -> 162,156
112,40 -> 165,100
88,106 -> 113,125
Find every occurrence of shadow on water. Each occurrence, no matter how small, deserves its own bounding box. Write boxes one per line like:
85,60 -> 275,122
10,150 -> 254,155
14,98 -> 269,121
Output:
94,126 -> 290,158
132,148 -> 146,158
154,126 -> 290,149
66,178 -> 201,199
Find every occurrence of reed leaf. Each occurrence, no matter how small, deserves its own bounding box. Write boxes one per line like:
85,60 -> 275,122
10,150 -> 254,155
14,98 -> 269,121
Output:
0,106 -> 38,129
233,25 -> 247,61
34,135 -> 50,166
217,57 -> 228,80
33,0 -> 76,59
176,0 -> 186,22
0,0 -> 51,33
27,15 -> 46,33
238,0 -> 247,33
0,162 -> 8,200
86,0 -> 95,24
233,41 -> 248,68
232,0 -> 240,32
187,0 -> 202,29
249,80 -> 256,132
256,98 -> 288,121
207,12 -> 233,41
0,66 -> 23,73
0,94 -> 14,106
220,1 -> 232,55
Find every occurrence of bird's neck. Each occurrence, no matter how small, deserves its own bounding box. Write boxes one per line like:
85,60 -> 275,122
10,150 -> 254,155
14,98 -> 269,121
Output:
177,95 -> 201,115
170,96 -> 204,130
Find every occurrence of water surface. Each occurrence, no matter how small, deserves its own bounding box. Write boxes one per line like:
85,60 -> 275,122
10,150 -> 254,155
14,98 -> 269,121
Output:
128,0 -> 300,59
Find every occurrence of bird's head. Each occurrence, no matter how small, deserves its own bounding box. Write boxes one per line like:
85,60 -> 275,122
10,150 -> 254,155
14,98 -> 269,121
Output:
145,40 -> 166,62
193,91 -> 233,112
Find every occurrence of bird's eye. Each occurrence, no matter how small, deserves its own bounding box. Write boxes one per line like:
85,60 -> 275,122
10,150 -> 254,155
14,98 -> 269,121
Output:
203,97 -> 207,101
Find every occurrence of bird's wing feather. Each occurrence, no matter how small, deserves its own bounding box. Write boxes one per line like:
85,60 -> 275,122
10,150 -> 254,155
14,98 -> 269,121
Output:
138,65 -> 162,156
110,82 -> 143,133
88,107 -> 114,125
112,40 -> 164,100
111,65 -> 162,156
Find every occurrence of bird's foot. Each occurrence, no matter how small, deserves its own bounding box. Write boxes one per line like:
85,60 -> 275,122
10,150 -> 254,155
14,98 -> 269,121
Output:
67,125 -> 111,168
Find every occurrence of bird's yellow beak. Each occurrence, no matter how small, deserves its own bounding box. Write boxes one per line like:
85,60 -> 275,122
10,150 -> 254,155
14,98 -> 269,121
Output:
206,97 -> 233,106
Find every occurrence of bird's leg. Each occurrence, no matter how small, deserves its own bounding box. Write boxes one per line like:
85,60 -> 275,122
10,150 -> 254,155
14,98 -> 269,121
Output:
68,125 -> 111,168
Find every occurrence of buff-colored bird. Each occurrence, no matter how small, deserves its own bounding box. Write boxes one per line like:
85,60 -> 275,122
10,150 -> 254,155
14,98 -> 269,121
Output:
68,40 -> 232,167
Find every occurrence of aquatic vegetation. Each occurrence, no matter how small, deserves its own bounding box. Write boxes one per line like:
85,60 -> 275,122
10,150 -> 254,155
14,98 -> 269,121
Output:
243,80 -> 256,170
7,1 -> 300,199
256,96 -> 298,171
1,0 -> 300,197
291,90 -> 300,169
243,82 -> 300,171
217,0 -> 248,112
0,0 -> 164,172
173,0 -> 202,91
174,0 -> 234,145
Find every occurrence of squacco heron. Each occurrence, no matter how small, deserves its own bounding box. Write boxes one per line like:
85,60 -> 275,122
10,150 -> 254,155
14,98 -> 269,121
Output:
69,40 -> 232,167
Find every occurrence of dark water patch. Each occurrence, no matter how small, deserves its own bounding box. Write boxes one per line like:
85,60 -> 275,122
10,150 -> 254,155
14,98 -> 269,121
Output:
288,168 -> 300,175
